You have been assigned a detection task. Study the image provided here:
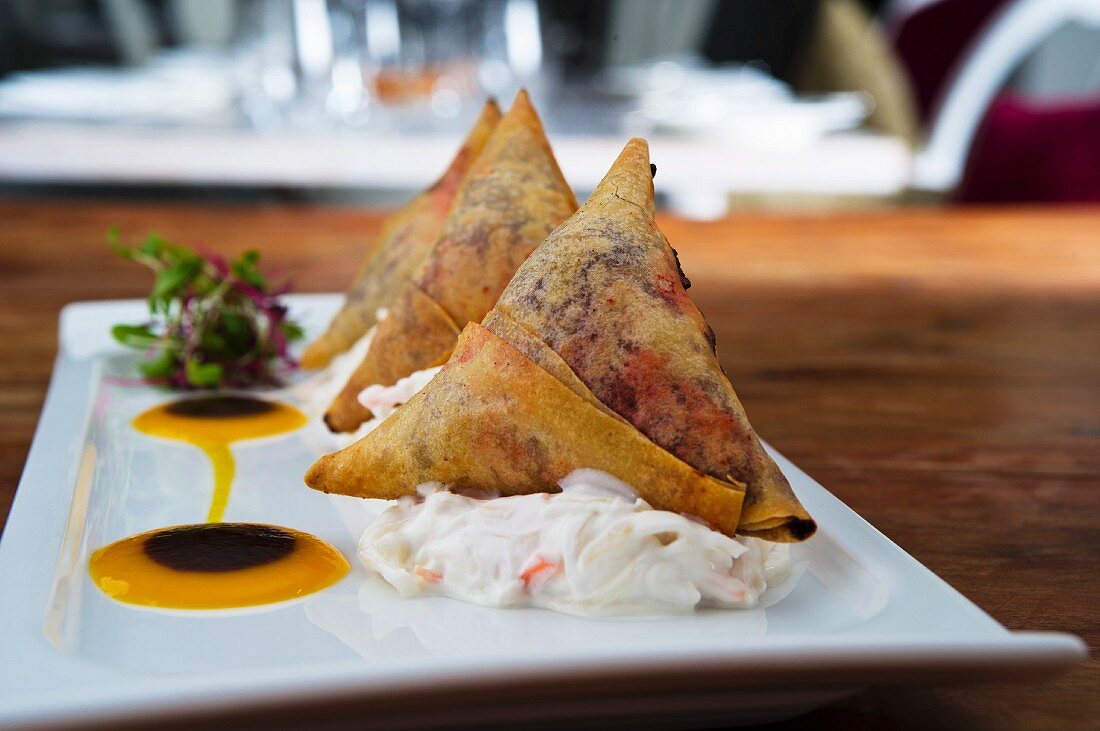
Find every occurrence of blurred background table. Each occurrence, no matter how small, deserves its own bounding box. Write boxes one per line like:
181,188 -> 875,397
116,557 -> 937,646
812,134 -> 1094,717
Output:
0,122 -> 911,218
3,0 -> 1098,213
0,200 -> 1096,729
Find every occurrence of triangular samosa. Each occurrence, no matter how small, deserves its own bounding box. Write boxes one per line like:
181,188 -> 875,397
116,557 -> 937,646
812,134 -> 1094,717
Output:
306,322 -> 747,537
484,138 -> 814,541
300,100 -> 502,369
323,90 -> 578,432
307,137 -> 813,541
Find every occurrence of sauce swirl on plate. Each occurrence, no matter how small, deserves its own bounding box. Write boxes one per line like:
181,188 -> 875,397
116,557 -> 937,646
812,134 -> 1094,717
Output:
89,396 -> 348,610
132,396 -> 306,522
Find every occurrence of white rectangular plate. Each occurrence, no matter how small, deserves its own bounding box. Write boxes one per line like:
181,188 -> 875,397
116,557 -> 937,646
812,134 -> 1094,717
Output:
0,296 -> 1085,730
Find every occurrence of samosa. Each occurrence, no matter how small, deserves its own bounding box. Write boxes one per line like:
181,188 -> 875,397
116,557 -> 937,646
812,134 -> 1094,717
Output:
323,90 -> 578,432
306,322 -> 747,537
300,100 -> 502,369
307,138 -> 814,542
484,138 -> 814,541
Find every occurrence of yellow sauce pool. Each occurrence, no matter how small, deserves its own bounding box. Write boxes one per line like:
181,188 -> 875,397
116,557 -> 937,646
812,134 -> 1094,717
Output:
89,523 -> 349,610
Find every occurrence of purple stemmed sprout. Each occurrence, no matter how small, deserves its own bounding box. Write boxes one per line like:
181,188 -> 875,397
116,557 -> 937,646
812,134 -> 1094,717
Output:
111,231 -> 304,390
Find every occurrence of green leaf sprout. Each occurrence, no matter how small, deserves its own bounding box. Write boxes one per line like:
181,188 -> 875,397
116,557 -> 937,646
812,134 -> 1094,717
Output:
110,231 -> 303,389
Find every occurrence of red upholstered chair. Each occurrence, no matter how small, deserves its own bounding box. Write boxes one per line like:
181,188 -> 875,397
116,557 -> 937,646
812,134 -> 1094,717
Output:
957,93 -> 1100,203
894,0 -> 1100,202
890,0 -> 1011,124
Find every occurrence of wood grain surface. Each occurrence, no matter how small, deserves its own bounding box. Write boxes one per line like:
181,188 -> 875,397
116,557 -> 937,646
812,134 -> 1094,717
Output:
0,200 -> 1097,729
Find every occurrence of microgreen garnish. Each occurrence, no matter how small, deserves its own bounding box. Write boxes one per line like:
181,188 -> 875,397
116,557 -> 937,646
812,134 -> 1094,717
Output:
109,229 -> 303,389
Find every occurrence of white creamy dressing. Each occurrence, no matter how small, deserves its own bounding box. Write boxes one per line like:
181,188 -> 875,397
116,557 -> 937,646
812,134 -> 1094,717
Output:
297,307 -> 442,447
354,366 -> 443,436
296,307 -> 388,420
359,469 -> 791,617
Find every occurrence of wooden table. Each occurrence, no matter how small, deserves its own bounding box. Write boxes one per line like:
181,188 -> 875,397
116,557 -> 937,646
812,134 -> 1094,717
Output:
0,201 -> 1096,729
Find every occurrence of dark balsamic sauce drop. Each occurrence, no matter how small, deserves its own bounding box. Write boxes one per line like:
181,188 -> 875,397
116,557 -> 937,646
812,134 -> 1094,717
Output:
143,523 -> 296,572
165,396 -> 274,419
